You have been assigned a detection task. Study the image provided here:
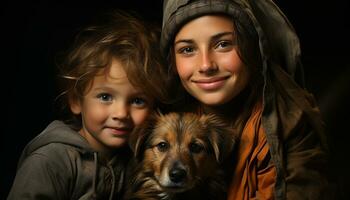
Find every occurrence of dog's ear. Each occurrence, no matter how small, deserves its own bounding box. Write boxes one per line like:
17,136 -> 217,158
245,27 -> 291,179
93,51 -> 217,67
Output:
201,114 -> 236,163
129,111 -> 160,160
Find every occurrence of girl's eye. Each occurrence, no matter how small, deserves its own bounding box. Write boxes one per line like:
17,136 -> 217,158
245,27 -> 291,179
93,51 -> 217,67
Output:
131,97 -> 147,107
215,40 -> 233,50
178,46 -> 195,55
97,93 -> 113,102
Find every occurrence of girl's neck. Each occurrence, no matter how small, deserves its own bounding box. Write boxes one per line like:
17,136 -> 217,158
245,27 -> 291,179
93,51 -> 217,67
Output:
201,87 -> 251,124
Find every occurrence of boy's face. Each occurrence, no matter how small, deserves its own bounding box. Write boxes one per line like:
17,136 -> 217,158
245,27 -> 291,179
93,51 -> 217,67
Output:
71,58 -> 154,156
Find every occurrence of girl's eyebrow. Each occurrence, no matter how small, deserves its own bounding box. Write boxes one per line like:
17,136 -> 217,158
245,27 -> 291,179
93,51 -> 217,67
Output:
211,32 -> 234,41
174,39 -> 193,45
174,31 -> 234,45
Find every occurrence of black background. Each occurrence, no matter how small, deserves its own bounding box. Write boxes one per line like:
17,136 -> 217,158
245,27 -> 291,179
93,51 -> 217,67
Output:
1,0 -> 349,199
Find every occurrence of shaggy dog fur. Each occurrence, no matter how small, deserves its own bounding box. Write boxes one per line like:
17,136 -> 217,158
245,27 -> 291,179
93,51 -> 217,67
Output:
123,112 -> 236,200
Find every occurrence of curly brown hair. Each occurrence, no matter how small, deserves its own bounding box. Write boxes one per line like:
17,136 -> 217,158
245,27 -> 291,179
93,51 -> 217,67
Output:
56,9 -> 170,129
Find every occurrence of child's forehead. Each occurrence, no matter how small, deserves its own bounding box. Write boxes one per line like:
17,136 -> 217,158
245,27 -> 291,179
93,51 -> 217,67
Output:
108,59 -> 128,79
91,59 -> 147,93
95,58 -> 128,79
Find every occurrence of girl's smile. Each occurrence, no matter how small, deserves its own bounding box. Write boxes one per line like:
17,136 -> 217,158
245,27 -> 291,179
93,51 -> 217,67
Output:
192,76 -> 229,91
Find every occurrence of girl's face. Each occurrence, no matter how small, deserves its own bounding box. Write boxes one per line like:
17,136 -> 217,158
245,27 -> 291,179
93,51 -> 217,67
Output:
71,58 -> 153,156
174,15 -> 250,106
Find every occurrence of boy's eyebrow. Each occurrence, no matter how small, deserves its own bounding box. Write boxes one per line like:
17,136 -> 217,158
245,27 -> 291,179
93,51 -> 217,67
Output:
93,86 -> 148,96
92,86 -> 113,91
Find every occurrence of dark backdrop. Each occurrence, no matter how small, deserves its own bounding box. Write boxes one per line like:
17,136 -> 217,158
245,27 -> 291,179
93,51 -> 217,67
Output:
1,0 -> 349,199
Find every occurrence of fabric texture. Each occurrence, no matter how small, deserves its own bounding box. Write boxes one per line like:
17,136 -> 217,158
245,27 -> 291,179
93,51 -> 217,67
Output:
161,0 -> 330,199
227,102 -> 276,200
7,120 -> 130,200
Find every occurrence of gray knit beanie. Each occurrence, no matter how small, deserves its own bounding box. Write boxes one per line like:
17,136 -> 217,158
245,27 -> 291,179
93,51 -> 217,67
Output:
160,0 -> 251,57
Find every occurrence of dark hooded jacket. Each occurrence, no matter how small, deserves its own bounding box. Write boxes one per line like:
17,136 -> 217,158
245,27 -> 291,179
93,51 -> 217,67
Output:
7,120 -> 130,200
161,0 -> 330,199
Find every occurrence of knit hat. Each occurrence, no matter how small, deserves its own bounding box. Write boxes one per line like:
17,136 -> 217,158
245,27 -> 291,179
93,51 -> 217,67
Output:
160,0 -> 251,57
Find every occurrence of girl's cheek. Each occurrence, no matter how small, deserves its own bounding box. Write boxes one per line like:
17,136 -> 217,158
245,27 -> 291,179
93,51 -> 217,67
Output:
217,52 -> 243,72
176,59 -> 193,79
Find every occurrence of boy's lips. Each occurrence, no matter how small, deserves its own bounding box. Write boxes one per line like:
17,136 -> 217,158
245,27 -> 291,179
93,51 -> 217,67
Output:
106,126 -> 131,136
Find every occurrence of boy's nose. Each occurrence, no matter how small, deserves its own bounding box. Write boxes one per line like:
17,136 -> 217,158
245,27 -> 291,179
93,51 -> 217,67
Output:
112,102 -> 129,120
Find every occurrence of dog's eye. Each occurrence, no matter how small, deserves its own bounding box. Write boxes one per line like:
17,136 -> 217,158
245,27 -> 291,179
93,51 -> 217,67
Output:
156,142 -> 169,152
189,142 -> 204,154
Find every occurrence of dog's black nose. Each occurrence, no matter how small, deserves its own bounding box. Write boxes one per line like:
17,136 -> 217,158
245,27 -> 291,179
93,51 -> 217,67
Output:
169,168 -> 187,183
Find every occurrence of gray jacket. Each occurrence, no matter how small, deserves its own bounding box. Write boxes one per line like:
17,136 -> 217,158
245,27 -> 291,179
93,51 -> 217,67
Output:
7,120 -> 130,200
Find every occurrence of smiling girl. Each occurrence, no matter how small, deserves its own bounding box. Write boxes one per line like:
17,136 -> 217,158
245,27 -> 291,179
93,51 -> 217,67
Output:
161,0 -> 330,199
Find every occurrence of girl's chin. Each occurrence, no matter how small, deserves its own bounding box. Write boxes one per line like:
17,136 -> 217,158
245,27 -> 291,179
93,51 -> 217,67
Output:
197,97 -> 228,106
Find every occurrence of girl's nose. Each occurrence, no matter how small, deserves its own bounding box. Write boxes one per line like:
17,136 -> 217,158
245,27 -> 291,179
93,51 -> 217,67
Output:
198,50 -> 218,75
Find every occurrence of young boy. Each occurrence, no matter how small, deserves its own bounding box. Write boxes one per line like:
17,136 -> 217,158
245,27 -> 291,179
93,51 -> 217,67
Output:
7,10 -> 169,200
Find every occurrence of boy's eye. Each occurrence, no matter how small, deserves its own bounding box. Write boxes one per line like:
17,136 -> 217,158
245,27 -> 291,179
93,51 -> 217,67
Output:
131,97 -> 147,107
97,93 -> 113,102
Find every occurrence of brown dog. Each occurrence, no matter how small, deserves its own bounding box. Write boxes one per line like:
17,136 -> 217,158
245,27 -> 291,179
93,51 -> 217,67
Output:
123,112 -> 236,200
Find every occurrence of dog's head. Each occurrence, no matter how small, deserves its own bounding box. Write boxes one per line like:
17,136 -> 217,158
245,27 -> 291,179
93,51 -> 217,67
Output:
129,112 -> 235,193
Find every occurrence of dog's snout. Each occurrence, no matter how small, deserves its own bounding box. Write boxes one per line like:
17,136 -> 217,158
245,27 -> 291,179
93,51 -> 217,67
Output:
169,167 -> 187,183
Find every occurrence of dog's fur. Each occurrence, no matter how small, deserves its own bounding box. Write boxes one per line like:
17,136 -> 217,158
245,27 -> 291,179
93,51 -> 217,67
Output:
123,112 -> 236,200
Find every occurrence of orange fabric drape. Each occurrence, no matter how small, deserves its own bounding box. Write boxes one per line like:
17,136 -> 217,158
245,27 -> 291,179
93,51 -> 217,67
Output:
227,103 -> 276,200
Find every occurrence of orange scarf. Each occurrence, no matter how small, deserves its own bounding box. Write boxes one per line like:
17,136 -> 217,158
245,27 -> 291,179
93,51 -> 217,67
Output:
227,103 -> 276,200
